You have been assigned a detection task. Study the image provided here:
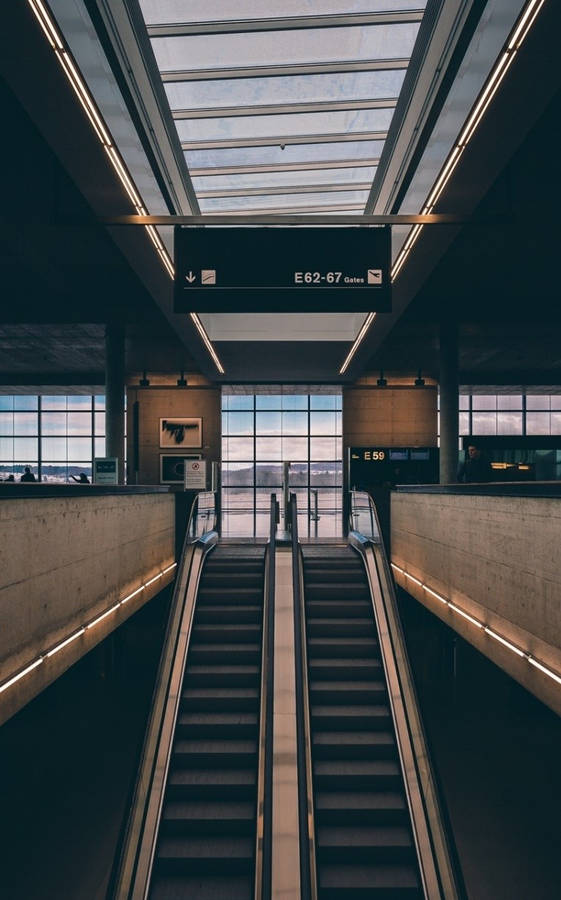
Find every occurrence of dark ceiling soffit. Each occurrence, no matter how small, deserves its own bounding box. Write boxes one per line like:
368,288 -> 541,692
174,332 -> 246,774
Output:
0,4 -> 216,379
345,0 -> 561,380
85,0 -> 200,216
146,10 -> 425,38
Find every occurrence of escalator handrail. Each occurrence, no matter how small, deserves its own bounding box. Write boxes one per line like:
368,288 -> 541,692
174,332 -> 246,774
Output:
110,492 -> 218,900
348,490 -> 466,900
254,494 -> 277,899
290,493 -> 318,900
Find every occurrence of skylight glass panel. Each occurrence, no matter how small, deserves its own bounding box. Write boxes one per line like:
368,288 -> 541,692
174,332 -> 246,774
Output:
164,70 -> 406,111
151,24 -> 420,73
177,108 -> 393,143
192,166 -> 376,191
199,190 -> 369,211
185,140 -> 385,170
141,0 -> 427,25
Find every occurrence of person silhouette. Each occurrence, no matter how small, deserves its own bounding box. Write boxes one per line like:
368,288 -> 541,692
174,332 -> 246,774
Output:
20,466 -> 36,483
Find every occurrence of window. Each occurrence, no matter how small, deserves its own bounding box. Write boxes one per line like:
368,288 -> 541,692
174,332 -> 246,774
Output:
0,395 -> 106,482
221,390 -> 342,537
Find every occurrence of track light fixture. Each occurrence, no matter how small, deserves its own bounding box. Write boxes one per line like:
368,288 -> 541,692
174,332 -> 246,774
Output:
414,369 -> 425,387
139,370 -> 150,387
377,370 -> 387,387
177,370 -> 187,387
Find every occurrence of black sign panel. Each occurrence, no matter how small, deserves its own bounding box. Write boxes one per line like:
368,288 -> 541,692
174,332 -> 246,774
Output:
174,226 -> 391,312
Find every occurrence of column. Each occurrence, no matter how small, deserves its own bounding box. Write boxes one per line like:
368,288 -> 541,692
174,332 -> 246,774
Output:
439,318 -> 459,484
105,323 -> 125,483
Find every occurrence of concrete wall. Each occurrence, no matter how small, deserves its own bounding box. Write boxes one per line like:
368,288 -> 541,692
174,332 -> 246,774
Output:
127,384 -> 221,486
0,492 -> 175,723
343,384 -> 437,450
391,491 -> 561,714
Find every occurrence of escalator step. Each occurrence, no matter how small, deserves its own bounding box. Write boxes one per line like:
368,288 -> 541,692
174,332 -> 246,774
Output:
307,619 -> 375,638
310,681 -> 386,703
189,643 -> 261,663
313,730 -> 395,759
197,587 -> 263,603
181,687 -> 259,711
311,704 -> 391,730
167,767 -> 256,799
185,665 -> 260,687
151,874 -> 253,900
308,638 -> 378,658
309,658 -> 382,679
306,601 -> 372,618
195,605 -> 261,623
317,825 -> 414,861
315,791 -> 408,825
192,624 -> 261,643
319,863 -> 421,897
172,739 -> 257,767
314,759 -> 401,790
156,834 -> 253,873
177,711 -> 258,738
161,799 -> 255,835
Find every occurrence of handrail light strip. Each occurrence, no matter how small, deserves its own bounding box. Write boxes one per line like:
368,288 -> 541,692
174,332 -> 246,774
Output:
27,0 -> 224,375
0,561 -> 177,696
339,0 -> 548,374
390,562 -> 561,686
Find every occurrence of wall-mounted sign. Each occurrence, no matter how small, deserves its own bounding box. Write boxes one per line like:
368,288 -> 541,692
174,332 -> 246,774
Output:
93,457 -> 118,484
174,226 -> 391,312
350,448 -> 388,462
160,454 -> 202,484
185,458 -> 207,490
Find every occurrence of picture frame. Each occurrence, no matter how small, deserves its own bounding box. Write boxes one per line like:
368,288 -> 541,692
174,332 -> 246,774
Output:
160,453 -> 202,484
159,416 -> 202,449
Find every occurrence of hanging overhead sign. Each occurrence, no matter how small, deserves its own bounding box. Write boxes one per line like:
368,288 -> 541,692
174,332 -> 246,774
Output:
174,226 -> 391,313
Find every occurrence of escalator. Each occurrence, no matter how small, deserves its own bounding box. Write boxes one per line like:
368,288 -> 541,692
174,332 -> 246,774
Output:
302,545 -> 422,898
149,545 -> 266,900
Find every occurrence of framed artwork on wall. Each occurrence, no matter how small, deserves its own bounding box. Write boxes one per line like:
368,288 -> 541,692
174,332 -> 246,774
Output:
160,417 -> 202,448
160,454 -> 202,484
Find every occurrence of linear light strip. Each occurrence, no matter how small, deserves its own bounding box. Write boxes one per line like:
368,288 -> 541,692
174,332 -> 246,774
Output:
390,562 -> 561,686
0,561 -> 177,696
339,0 -> 548,375
27,0 -> 224,375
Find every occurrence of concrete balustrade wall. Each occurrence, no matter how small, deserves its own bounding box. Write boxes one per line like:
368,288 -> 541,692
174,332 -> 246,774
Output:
0,488 -> 175,724
391,490 -> 561,714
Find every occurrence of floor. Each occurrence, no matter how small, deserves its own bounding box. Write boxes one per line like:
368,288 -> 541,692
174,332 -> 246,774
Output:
398,589 -> 561,900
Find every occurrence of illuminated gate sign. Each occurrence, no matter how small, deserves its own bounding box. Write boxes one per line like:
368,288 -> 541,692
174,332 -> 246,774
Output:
174,226 -> 391,313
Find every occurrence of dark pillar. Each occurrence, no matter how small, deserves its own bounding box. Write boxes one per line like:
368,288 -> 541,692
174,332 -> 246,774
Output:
439,318 -> 459,484
105,323 -> 125,484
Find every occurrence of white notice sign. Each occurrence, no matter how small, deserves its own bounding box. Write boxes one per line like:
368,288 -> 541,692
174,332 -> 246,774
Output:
185,459 -> 206,490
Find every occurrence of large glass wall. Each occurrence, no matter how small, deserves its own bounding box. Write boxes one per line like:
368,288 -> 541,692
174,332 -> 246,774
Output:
0,395 -> 105,482
222,391 -> 342,537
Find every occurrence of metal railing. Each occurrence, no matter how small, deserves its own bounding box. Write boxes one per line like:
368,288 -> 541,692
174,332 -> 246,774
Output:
290,492 -> 318,899
348,490 -> 466,900
254,493 -> 278,899
109,491 -> 219,900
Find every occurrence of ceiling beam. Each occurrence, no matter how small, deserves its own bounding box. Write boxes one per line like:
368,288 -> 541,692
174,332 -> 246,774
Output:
181,130 -> 388,151
161,58 -> 410,82
196,182 -> 372,199
188,158 -> 380,177
147,10 -> 425,37
172,97 -> 397,120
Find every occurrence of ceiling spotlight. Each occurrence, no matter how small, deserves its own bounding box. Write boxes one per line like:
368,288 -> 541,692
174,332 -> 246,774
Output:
177,370 -> 187,387
377,369 -> 387,387
414,369 -> 425,387
139,370 -> 150,387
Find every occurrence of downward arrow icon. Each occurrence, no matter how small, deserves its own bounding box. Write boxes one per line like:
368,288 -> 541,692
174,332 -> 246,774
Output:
185,271 -> 196,283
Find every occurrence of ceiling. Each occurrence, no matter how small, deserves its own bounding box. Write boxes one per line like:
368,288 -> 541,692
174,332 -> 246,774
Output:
0,0 -> 559,388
